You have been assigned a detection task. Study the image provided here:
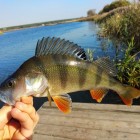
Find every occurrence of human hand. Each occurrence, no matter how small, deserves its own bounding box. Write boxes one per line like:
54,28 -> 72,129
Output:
0,96 -> 39,140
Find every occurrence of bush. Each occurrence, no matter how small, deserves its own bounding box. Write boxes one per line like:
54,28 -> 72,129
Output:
87,9 -> 96,16
99,0 -> 130,14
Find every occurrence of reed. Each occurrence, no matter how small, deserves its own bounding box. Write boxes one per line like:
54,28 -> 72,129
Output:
116,37 -> 140,88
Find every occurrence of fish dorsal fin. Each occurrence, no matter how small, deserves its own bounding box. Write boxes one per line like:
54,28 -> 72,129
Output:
94,57 -> 117,77
35,37 -> 87,60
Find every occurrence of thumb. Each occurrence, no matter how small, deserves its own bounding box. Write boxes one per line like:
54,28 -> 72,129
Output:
0,105 -> 12,129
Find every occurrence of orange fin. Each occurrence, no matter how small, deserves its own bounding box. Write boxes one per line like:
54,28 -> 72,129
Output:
52,94 -> 72,114
118,85 -> 140,106
90,89 -> 108,103
119,96 -> 132,106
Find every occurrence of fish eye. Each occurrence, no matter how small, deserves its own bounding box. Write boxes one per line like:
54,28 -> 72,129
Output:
7,79 -> 16,87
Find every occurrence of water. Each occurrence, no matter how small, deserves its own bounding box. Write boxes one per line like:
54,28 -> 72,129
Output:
0,21 -> 126,108
0,21 -> 116,82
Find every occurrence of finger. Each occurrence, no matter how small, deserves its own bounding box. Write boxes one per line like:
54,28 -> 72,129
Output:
11,108 -> 34,138
15,102 -> 39,124
20,96 -> 33,105
0,105 -> 12,130
8,118 -> 20,138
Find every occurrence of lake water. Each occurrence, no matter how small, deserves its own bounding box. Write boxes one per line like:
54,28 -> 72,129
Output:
1,21 -> 134,108
0,21 -> 116,83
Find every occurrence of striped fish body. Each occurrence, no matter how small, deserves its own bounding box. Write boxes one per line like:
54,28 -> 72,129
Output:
20,54 -> 124,97
0,37 -> 140,114
17,54 -> 95,96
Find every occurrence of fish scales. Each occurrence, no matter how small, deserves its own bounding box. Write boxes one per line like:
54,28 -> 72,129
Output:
38,55 -> 94,96
22,55 -> 118,96
13,54 -> 128,96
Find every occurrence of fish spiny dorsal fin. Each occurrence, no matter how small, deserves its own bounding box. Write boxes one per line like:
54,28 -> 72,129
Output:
35,37 -> 87,60
94,57 -> 117,77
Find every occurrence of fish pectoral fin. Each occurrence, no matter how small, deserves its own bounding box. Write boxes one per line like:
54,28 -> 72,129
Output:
90,88 -> 108,103
52,94 -> 72,114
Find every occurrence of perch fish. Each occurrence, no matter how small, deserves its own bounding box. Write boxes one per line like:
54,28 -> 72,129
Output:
0,37 -> 140,113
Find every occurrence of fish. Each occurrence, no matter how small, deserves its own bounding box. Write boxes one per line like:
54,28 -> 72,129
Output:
0,37 -> 140,114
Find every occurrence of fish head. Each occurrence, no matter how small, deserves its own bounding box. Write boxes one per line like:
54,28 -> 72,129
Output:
0,75 -> 26,105
0,72 -> 30,105
0,71 -> 48,105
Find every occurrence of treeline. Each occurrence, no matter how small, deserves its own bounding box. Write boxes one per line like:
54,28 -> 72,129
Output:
0,18 -> 81,32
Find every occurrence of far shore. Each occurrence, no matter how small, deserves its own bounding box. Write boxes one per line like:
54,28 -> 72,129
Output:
0,16 -> 95,33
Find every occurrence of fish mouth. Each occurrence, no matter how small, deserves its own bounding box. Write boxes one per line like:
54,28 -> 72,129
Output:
0,91 -> 15,105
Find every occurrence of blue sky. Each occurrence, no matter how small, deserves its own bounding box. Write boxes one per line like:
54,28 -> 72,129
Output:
0,0 -> 115,28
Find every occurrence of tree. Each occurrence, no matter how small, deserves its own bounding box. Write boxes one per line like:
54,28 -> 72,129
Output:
99,0 -> 130,14
87,9 -> 96,16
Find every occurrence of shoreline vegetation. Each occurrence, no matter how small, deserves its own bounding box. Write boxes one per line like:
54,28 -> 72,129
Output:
92,1 -> 140,89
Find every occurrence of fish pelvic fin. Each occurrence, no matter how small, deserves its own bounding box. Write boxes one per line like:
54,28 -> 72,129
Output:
90,88 -> 108,103
119,86 -> 140,106
52,94 -> 72,114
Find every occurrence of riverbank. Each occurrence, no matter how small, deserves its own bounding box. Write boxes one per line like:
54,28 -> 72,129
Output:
0,16 -> 95,33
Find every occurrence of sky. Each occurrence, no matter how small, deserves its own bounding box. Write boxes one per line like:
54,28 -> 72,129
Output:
0,0 -> 115,28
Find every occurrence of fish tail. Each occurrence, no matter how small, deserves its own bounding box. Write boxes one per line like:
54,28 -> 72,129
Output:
118,86 -> 140,106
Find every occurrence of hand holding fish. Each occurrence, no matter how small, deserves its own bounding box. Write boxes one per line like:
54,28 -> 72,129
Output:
0,96 -> 39,140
